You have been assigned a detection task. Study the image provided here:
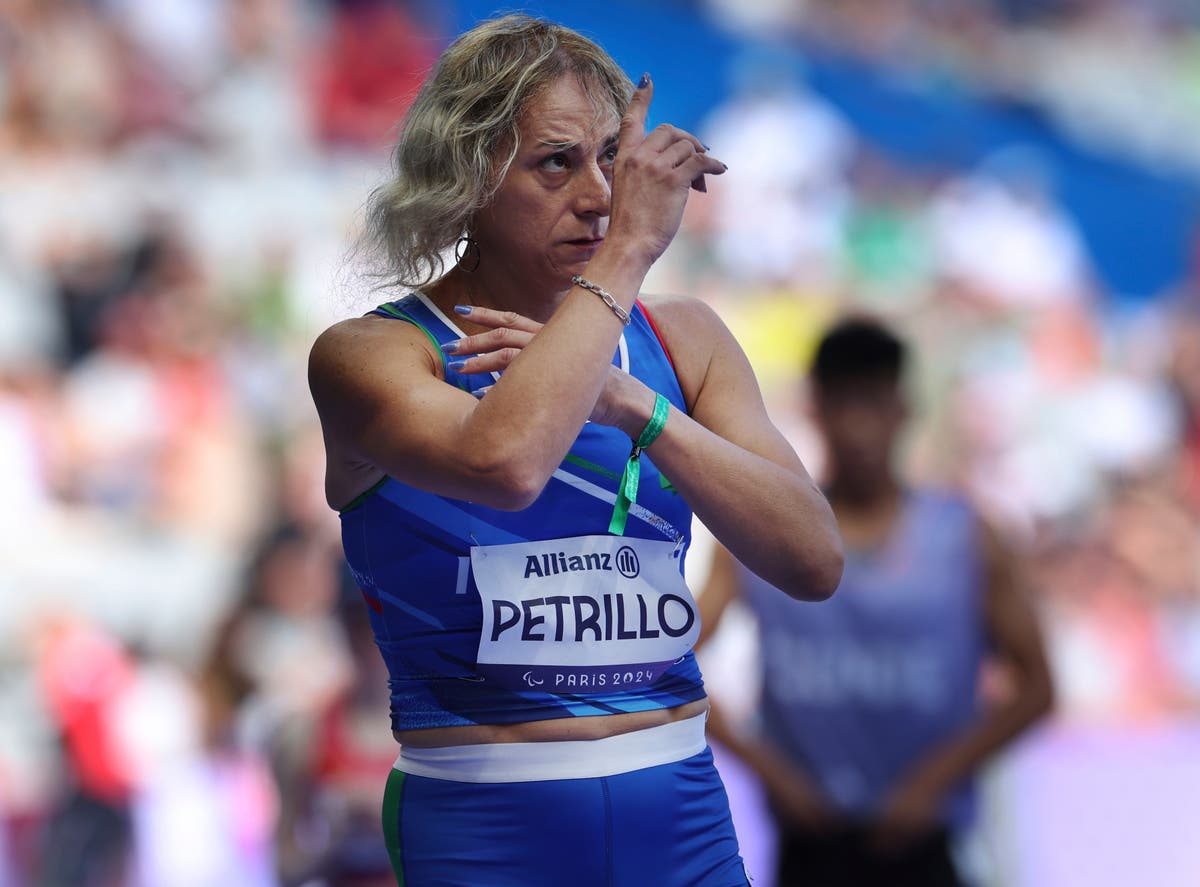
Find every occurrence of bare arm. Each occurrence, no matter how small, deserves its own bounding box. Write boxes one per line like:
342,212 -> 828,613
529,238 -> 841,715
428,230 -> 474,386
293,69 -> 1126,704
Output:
696,542 -> 739,649
636,295 -> 842,600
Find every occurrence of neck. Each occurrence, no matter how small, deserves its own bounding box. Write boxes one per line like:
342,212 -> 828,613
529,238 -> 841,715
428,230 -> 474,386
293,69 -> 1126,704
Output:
432,264 -> 569,326
825,473 -> 901,512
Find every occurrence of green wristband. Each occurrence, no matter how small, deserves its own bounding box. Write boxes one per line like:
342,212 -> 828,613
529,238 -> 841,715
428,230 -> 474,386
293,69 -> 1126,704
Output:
609,393 -> 670,535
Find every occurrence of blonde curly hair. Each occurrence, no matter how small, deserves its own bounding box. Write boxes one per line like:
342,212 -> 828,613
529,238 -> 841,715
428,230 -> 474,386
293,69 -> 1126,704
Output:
362,15 -> 633,289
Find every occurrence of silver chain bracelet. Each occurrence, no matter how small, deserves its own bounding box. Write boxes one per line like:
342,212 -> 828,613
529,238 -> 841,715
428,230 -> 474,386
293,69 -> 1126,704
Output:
571,275 -> 631,326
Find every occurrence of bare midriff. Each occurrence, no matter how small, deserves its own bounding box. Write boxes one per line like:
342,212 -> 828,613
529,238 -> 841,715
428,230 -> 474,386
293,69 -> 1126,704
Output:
393,697 -> 709,748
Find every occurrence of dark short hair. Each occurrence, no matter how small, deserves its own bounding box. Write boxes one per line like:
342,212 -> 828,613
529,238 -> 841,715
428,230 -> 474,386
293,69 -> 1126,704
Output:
810,317 -> 907,389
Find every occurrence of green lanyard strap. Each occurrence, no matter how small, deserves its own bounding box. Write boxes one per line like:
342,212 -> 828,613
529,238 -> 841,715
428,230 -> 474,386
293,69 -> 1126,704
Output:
609,393 -> 671,535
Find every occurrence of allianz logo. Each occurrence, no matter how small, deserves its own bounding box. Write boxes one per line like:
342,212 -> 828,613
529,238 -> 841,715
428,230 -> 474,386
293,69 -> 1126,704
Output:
523,545 -> 640,580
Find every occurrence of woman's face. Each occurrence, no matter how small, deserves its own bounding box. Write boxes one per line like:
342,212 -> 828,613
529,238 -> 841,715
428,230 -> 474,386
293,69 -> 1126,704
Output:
472,76 -> 620,292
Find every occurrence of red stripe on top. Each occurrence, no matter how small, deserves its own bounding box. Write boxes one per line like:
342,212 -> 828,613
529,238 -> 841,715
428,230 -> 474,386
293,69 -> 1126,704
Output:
636,299 -> 676,374
360,588 -> 384,615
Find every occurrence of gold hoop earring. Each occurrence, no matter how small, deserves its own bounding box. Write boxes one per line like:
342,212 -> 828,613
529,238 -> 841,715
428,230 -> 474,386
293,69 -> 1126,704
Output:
455,235 -> 480,273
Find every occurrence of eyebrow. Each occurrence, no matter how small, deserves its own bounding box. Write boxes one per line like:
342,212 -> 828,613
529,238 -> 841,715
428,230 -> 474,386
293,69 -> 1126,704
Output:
535,133 -> 620,152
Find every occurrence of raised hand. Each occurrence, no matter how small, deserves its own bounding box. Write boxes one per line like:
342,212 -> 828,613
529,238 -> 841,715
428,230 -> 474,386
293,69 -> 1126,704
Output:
606,74 -> 726,266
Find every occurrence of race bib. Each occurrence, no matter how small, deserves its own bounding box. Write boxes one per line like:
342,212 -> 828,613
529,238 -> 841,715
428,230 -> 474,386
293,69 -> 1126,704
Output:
472,535 -> 700,694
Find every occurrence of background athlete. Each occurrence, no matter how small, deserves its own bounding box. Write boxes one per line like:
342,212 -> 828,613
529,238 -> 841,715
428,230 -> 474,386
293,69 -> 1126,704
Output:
307,16 -> 843,886
699,317 -> 1054,887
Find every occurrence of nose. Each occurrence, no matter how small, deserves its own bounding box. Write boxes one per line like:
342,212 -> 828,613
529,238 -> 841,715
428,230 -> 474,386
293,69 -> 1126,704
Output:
574,160 -> 611,218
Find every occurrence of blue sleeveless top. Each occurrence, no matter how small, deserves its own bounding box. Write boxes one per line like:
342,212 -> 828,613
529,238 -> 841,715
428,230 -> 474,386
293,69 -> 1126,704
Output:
741,490 -> 985,828
339,293 -> 706,731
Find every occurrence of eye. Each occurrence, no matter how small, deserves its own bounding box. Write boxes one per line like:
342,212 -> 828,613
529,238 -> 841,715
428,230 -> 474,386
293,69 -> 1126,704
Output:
600,144 -> 619,166
540,152 -> 569,171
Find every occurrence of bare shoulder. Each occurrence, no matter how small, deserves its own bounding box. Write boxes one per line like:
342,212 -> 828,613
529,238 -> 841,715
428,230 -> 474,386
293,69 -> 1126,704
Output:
637,292 -> 728,341
637,293 -> 734,407
308,314 -> 446,508
308,315 -> 441,412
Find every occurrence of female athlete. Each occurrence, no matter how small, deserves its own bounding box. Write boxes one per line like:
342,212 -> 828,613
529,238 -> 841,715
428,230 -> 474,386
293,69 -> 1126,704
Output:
308,15 -> 843,886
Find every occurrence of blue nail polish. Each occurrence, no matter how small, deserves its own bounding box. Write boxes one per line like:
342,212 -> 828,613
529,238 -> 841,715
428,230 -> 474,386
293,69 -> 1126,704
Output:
702,142 -> 711,151
637,72 -> 650,89
441,339 -> 460,353
454,305 -> 472,315
447,359 -> 468,372
721,162 -> 728,170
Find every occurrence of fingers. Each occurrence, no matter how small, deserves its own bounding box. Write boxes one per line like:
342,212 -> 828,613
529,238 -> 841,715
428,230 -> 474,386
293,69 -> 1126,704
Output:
636,123 -> 725,194
453,348 -> 520,375
443,326 -> 534,354
678,151 -> 726,184
641,122 -> 707,157
645,140 -> 724,197
443,328 -> 532,372
453,305 -> 543,334
654,140 -> 708,193
659,138 -> 699,170
618,72 -> 653,151
442,306 -> 543,377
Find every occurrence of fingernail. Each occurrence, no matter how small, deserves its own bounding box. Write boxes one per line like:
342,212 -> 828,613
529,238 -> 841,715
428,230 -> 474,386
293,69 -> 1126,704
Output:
472,386 -> 492,399
454,305 -> 472,315
441,339 -> 461,353
447,359 -> 468,372
637,72 -> 650,89
721,162 -> 728,170
702,142 -> 711,151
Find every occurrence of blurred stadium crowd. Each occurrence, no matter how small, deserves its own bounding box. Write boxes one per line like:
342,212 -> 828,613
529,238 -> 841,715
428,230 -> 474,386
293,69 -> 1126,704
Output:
0,1 -> 1198,885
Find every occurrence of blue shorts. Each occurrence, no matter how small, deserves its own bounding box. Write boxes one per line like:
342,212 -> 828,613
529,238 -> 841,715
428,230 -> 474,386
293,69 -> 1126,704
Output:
381,744 -> 748,886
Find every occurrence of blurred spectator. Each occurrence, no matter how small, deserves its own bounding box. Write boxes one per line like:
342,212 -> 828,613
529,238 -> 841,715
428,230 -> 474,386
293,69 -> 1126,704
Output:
302,578 -> 398,887
840,150 -> 934,308
34,618 -> 137,887
310,0 -> 440,152
206,520 -> 353,884
1169,307 -> 1200,507
928,155 -> 1090,310
702,53 -> 852,287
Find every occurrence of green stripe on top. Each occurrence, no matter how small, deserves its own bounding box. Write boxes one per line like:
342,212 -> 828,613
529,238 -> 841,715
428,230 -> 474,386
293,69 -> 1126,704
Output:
563,452 -> 622,483
337,475 -> 388,515
375,304 -> 447,368
382,769 -> 407,886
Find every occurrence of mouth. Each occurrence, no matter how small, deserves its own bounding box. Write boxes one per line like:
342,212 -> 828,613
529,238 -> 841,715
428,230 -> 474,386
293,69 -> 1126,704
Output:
564,237 -> 604,247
